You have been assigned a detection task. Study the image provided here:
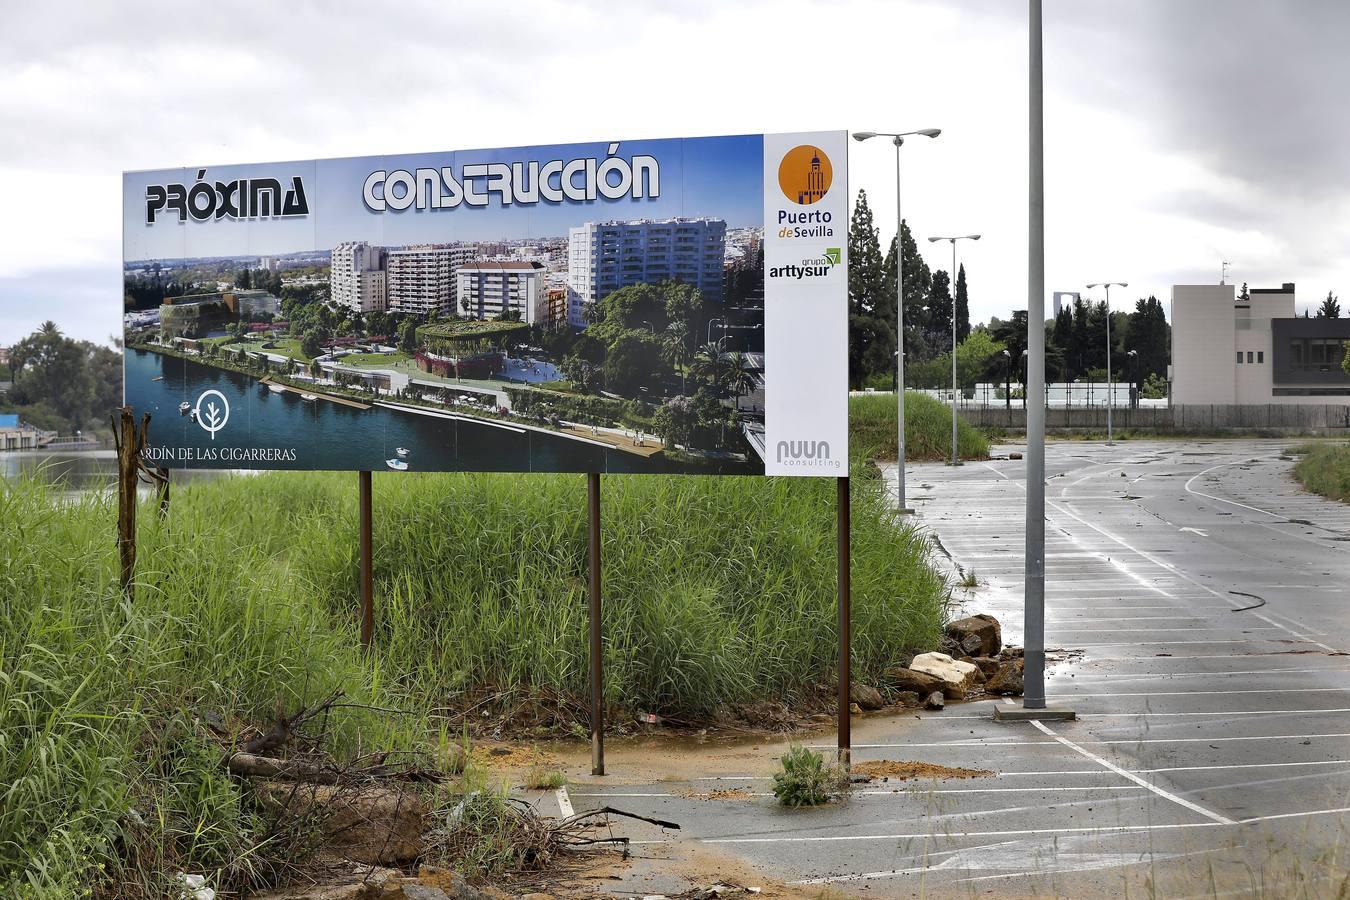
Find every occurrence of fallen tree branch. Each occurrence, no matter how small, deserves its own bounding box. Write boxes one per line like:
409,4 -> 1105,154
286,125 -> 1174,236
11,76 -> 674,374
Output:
226,752 -> 343,784
563,806 -> 681,831
242,690 -> 344,755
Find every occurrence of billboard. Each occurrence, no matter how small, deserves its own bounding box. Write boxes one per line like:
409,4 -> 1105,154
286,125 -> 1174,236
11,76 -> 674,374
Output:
123,132 -> 847,476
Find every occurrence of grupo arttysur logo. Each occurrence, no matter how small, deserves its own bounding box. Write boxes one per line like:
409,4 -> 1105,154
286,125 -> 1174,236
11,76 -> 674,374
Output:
194,389 -> 229,440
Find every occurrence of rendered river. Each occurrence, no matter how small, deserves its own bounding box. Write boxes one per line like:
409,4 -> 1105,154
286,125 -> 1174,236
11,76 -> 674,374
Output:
125,349 -> 756,475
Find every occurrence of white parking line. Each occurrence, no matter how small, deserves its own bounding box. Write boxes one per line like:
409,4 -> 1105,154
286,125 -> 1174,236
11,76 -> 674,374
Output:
834,731 -> 1350,748
555,785 -> 573,817
1053,696 -> 1350,701
940,707 -> 1350,720
569,786 -> 1148,799
1029,720 -> 1235,825
625,804 -> 1350,847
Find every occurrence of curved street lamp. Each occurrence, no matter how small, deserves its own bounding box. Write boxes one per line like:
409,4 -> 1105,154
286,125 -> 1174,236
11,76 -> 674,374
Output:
1086,281 -> 1128,444
930,235 -> 982,465
851,128 -> 941,511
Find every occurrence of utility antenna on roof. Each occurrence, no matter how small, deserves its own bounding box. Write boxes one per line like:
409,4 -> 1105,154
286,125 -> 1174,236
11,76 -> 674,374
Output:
1221,260 -> 1231,284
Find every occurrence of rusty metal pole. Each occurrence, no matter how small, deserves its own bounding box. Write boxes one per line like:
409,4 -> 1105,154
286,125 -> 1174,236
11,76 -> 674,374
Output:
837,475 -> 851,769
359,470 -> 374,650
588,471 -> 605,776
114,406 -> 138,602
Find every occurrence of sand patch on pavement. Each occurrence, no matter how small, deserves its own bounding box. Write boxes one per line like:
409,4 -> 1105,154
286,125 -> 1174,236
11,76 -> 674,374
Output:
852,759 -> 993,780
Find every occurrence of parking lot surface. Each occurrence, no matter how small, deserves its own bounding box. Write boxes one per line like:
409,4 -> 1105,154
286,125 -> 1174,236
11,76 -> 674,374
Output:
557,439 -> 1349,897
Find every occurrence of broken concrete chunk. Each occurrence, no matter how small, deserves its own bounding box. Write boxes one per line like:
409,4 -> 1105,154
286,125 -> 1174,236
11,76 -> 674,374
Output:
882,666 -> 945,695
945,614 -> 1003,657
908,652 -> 980,699
987,658 -> 1025,695
925,690 -> 946,710
850,682 -> 885,711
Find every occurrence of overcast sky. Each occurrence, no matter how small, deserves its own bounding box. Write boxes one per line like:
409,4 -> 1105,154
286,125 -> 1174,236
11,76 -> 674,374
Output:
2,0 -> 1347,345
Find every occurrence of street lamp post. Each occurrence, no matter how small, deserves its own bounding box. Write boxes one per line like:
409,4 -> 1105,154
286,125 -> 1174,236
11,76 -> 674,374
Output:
1127,349 -> 1138,409
852,129 -> 940,511
1087,281 -> 1127,444
1001,349 -> 1012,423
929,234 -> 981,465
707,317 -> 722,347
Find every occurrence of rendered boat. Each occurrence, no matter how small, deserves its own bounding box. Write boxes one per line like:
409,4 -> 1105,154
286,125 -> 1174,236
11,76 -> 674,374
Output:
300,393 -> 318,402
385,458 -> 409,471
267,383 -> 286,393
178,401 -> 191,414
395,447 -> 410,458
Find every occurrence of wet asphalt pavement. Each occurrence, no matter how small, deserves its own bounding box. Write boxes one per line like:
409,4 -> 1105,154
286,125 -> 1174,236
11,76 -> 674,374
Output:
555,439 -> 1350,897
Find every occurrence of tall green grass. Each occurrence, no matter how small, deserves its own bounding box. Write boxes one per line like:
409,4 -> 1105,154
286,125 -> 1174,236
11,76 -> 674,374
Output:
1290,442 -> 1350,502
0,461 -> 947,894
849,392 -> 990,461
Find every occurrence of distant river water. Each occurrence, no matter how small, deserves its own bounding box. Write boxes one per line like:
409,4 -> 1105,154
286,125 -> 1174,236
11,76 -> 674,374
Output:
125,348 -> 754,476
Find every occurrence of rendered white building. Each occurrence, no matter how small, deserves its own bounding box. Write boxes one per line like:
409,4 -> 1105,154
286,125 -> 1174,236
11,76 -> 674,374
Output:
387,245 -> 474,317
566,218 -> 727,327
330,242 -> 387,314
1171,282 -> 1350,404
457,261 -> 547,324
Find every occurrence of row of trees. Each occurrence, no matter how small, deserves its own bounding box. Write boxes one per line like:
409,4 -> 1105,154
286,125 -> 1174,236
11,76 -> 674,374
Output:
847,190 -> 972,389
3,322 -> 122,434
846,189 -> 1172,392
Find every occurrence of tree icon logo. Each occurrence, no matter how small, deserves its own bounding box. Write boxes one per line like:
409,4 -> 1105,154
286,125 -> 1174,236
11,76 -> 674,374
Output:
194,389 -> 230,440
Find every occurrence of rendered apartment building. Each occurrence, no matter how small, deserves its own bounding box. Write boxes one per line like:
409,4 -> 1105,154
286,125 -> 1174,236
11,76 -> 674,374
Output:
566,217 -> 727,327
386,245 -> 474,317
1171,282 -> 1350,403
330,241 -> 387,314
456,261 -> 548,325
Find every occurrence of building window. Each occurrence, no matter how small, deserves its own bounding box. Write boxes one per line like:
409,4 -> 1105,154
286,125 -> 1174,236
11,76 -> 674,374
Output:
1247,351 -> 1254,363
1236,351 -> 1243,364
1257,351 -> 1264,363
1288,337 -> 1346,371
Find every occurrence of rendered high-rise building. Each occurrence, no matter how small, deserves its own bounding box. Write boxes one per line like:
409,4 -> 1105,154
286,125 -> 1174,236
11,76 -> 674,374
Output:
457,261 -> 548,324
387,245 -> 474,317
330,242 -> 387,314
566,218 -> 726,327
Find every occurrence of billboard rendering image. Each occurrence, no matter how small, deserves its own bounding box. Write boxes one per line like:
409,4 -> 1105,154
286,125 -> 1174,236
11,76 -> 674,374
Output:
122,132 -> 847,476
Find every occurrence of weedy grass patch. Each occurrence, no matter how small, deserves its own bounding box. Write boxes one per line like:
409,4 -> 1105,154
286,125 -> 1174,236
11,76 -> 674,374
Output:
848,392 -> 990,462
0,458 -> 948,894
1289,442 -> 1350,502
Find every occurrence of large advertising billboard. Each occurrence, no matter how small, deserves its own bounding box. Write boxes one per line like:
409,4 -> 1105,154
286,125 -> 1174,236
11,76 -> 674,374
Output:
123,132 -> 847,476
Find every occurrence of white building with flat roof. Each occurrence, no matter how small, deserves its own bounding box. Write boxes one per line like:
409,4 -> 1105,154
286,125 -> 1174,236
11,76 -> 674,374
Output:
387,245 -> 474,317
457,260 -> 547,324
567,217 -> 726,327
331,242 -> 387,314
1171,281 -> 1350,404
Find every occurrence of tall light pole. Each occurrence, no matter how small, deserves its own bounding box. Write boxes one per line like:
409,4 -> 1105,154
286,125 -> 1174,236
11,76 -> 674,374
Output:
929,234 -> 981,466
1087,281 -> 1127,444
852,128 -> 941,512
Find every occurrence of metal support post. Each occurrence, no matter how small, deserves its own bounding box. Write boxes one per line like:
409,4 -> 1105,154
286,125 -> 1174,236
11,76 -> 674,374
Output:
837,476 -> 851,768
359,470 -> 373,649
588,472 -> 605,776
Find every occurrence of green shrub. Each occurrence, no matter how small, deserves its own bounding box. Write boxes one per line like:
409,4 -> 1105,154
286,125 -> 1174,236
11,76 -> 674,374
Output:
1291,443 -> 1350,501
849,391 -> 990,461
771,744 -> 847,807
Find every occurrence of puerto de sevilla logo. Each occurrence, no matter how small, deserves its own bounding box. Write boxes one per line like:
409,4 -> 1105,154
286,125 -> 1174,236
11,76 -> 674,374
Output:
778,145 -> 833,205
194,390 -> 229,440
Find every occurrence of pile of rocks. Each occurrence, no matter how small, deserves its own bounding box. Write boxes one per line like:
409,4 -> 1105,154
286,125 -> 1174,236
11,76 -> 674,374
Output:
875,613 -> 1025,710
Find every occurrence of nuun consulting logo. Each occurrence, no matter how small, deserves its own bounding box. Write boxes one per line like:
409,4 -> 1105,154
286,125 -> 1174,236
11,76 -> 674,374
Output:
775,439 -> 839,469
194,390 -> 229,440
